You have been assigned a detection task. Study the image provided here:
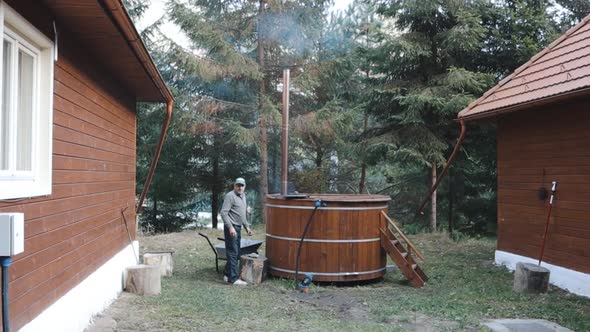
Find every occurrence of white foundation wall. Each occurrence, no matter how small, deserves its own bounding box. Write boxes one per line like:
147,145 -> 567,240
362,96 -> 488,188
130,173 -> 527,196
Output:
19,241 -> 140,332
495,250 -> 590,298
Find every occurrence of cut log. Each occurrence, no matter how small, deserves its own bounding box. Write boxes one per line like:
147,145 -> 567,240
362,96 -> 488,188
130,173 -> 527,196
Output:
125,265 -> 161,295
240,254 -> 268,285
143,251 -> 174,277
513,262 -> 550,294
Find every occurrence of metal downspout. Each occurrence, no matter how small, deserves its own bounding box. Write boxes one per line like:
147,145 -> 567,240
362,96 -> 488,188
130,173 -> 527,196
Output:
417,119 -> 467,215
136,100 -> 174,214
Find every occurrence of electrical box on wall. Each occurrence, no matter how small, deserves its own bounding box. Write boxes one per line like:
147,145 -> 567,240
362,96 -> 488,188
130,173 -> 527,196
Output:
0,213 -> 24,256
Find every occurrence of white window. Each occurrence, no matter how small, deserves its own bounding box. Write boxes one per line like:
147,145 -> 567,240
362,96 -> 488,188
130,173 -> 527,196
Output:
0,3 -> 53,200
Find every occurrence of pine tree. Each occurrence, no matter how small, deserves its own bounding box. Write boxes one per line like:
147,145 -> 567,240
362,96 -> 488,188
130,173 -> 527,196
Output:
471,0 -> 559,77
288,9 -> 359,192
163,0 -> 329,223
286,2 -> 385,194
125,0 -> 204,232
555,0 -> 590,27
123,0 -> 150,21
350,0 -> 385,194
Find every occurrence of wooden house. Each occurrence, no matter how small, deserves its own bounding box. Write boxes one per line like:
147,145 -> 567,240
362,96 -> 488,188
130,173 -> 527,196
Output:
458,15 -> 590,297
0,0 -> 173,331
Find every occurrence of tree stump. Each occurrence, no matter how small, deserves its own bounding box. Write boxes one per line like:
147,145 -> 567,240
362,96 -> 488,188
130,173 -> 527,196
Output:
143,251 -> 174,277
513,262 -> 550,294
240,254 -> 268,285
125,265 -> 161,295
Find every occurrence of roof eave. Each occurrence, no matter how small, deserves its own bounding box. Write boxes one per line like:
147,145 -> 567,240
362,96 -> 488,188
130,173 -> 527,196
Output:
101,0 -> 174,103
459,86 -> 590,122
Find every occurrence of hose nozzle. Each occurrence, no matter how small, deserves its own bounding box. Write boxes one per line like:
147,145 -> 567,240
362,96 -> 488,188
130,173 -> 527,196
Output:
299,273 -> 313,293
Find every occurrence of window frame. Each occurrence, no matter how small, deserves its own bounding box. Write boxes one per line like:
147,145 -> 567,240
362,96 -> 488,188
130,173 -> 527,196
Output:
0,3 -> 54,200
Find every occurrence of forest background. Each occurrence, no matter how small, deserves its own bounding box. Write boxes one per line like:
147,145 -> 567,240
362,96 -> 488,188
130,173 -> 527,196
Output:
124,0 -> 588,236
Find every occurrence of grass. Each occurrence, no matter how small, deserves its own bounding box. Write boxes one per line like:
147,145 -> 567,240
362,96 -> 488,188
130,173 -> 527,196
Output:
370,233 -> 590,330
105,226 -> 590,331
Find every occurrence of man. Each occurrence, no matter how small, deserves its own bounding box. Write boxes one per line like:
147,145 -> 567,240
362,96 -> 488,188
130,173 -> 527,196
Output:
220,177 -> 253,285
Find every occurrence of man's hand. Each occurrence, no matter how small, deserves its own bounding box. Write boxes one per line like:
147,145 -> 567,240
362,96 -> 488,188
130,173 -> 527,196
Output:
229,227 -> 237,238
247,229 -> 253,236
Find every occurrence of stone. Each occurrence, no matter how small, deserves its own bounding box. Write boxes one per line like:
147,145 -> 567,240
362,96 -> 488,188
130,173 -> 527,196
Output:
143,251 -> 174,277
483,319 -> 574,332
513,262 -> 550,294
240,254 -> 268,285
125,265 -> 161,295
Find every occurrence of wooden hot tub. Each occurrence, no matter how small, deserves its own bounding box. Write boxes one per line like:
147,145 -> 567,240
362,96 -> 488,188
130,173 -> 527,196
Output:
265,194 -> 391,282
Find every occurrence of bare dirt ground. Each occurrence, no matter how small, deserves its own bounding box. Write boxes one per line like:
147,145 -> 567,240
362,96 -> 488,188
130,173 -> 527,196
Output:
89,283 -> 463,332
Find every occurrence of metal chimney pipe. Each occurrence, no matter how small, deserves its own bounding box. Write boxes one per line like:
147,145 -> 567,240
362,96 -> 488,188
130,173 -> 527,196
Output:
281,68 -> 290,196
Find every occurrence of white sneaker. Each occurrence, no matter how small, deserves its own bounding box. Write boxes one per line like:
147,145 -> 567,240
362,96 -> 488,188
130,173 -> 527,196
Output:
223,275 -> 228,283
232,279 -> 247,286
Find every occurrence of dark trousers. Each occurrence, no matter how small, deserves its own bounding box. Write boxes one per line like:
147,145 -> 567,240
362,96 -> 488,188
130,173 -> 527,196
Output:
223,224 -> 241,283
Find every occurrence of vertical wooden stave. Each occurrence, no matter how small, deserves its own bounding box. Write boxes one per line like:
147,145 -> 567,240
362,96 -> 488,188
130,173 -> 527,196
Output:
265,195 -> 390,281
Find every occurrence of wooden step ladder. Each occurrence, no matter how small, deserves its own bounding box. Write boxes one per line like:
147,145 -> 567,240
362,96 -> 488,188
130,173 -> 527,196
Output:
380,211 -> 428,288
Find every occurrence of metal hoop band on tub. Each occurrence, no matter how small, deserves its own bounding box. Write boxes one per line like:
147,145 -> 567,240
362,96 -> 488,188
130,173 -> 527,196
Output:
265,204 -> 388,211
266,233 -> 380,243
270,266 -> 386,276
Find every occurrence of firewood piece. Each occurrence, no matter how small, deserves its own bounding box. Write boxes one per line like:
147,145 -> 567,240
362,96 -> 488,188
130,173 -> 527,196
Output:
143,252 -> 174,277
240,254 -> 268,285
513,262 -> 550,294
125,265 -> 161,295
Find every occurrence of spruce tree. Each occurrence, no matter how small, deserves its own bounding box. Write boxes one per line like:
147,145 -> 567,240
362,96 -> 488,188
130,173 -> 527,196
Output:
367,0 -> 560,233
368,0 -> 495,231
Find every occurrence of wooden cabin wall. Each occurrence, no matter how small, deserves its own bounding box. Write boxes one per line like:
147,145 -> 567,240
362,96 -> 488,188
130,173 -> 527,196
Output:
0,1 -> 137,329
497,97 -> 590,275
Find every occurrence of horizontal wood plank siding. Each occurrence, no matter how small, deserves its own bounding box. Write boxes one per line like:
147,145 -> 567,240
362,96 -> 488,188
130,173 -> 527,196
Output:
497,97 -> 590,274
0,1 -> 139,329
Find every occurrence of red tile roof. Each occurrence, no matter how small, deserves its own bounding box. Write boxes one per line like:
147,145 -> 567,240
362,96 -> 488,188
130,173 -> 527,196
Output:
458,15 -> 590,121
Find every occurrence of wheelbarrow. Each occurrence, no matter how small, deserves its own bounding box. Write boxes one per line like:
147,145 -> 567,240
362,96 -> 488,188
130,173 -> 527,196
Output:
198,232 -> 264,273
